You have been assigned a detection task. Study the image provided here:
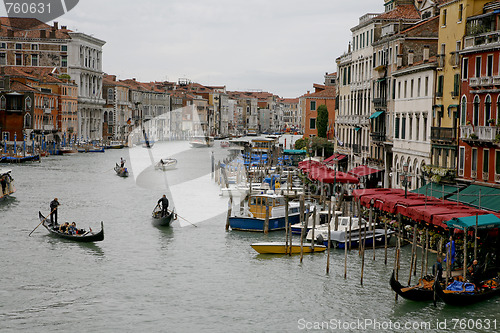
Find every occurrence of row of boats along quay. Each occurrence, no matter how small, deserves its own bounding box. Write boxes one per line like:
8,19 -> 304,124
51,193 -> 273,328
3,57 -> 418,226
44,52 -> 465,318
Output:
2,132 -> 500,331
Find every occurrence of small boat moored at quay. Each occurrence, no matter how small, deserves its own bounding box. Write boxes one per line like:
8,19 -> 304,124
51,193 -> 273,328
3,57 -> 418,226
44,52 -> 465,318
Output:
155,158 -> 177,171
189,135 -> 214,148
114,163 -> 129,177
38,211 -> 104,242
434,277 -> 500,306
390,271 -> 436,302
229,191 -> 304,232
0,169 -> 15,199
59,146 -> 78,155
106,141 -> 125,149
251,242 -> 326,254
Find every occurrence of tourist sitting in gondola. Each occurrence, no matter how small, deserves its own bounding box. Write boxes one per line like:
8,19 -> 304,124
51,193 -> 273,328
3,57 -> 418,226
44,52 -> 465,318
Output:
68,222 -> 78,235
59,222 -> 70,233
467,260 -> 481,286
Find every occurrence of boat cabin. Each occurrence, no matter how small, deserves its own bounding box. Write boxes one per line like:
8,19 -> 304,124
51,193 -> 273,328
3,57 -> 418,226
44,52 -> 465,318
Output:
251,138 -> 276,154
248,192 -> 299,218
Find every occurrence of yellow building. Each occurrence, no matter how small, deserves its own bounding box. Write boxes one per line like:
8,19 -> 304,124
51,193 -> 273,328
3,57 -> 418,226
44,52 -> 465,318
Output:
432,0 -> 489,170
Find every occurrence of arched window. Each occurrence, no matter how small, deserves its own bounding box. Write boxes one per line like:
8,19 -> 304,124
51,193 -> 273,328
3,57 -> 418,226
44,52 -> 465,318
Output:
485,95 -> 492,125
473,95 -> 480,126
25,96 -> 32,110
24,113 -> 31,128
460,95 -> 467,126
0,95 -> 5,109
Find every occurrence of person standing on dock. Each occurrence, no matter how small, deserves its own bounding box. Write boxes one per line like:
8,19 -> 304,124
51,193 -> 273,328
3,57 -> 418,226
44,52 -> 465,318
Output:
50,198 -> 60,225
445,236 -> 455,267
158,195 -> 169,217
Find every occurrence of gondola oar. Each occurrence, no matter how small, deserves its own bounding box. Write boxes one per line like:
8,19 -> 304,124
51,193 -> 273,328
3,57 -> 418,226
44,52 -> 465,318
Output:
29,207 -> 56,236
168,209 -> 197,228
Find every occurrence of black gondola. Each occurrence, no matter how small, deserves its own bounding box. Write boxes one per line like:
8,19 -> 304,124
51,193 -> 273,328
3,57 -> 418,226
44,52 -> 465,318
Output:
39,211 -> 104,242
433,277 -> 500,306
152,206 -> 177,227
114,163 -> 129,177
390,270 -> 436,302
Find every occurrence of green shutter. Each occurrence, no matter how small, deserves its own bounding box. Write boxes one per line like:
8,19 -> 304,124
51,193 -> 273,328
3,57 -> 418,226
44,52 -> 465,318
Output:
395,117 -> 400,139
454,74 -> 460,96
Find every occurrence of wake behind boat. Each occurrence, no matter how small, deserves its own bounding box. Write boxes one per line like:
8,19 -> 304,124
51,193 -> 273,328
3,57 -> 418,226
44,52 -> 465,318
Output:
38,211 -> 104,242
189,135 -> 214,148
155,158 -> 177,171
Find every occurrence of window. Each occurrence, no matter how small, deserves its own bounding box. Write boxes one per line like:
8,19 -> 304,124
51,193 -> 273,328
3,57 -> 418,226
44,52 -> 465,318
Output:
475,57 -> 481,78
309,118 -> 316,130
459,147 -> 465,172
31,54 -> 38,66
437,75 -> 444,97
425,76 -> 429,96
487,55 -> 494,76
458,4 -> 463,22
485,95 -> 492,124
15,53 -> 22,66
462,58 -> 469,79
442,9 -> 447,26
25,97 -> 32,110
61,45 -> 67,52
0,95 -> 5,109
401,117 -> 406,139
496,150 -> 500,175
0,52 -> 5,66
395,117 -> 400,139
392,79 -> 396,99
410,80 -> 414,98
15,43 -> 22,50
484,149 -> 489,173
310,101 -> 316,111
460,96 -> 467,126
472,148 -> 478,172
473,96 -> 480,126
404,81 -> 407,98
24,113 -> 31,128
417,78 -> 421,97
61,55 -> 67,67
453,74 -> 460,97
398,81 -> 401,99
0,42 -> 6,49
31,44 -> 38,51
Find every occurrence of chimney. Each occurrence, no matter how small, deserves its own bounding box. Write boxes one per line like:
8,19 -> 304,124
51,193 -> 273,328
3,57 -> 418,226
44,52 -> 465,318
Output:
61,25 -> 67,30
40,30 -> 46,38
408,50 -> 414,66
50,30 -> 56,38
423,45 -> 430,62
53,22 -> 58,30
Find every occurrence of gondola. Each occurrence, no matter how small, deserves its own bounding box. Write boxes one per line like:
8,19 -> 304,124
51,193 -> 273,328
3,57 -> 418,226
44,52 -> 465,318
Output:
152,206 -> 177,227
433,276 -> 500,306
114,163 -> 129,177
39,212 -> 104,242
390,271 -> 435,302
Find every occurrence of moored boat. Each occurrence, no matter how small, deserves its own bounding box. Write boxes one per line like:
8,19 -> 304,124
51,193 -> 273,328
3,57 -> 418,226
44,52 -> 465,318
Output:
38,211 -> 104,242
155,158 -> 177,171
390,271 -> 436,302
251,242 -> 326,254
434,277 -> 500,306
114,163 -> 129,177
229,191 -> 303,232
106,141 -> 125,149
59,146 -> 78,155
152,206 -> 177,227
189,135 -> 214,148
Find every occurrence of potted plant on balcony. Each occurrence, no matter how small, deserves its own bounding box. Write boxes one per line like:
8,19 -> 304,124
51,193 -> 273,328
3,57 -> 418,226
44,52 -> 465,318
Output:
488,118 -> 495,126
470,133 -> 478,140
466,120 -> 472,126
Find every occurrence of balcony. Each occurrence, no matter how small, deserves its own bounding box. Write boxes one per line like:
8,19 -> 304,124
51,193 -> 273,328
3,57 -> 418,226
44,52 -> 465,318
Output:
43,125 -> 54,131
493,76 -> 500,85
373,98 -> 387,108
431,127 -> 456,142
480,76 -> 493,86
437,54 -> 445,68
370,132 -> 386,142
464,31 -> 500,49
44,108 -> 52,114
460,125 -> 499,142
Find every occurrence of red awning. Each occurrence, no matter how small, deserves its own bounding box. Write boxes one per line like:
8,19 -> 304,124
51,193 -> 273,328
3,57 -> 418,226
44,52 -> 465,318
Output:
348,165 -> 382,177
308,165 -> 359,184
324,154 -> 347,165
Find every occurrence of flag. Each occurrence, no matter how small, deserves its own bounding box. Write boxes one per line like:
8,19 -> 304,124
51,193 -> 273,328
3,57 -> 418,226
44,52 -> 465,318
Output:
127,118 -> 132,125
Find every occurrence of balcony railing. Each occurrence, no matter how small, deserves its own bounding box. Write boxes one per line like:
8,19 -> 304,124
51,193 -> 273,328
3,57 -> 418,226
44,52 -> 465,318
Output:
43,125 -> 54,131
370,132 -> 386,142
470,77 -> 480,87
431,127 -> 456,142
480,76 -> 493,86
373,98 -> 387,108
437,54 -> 445,68
44,108 -> 52,114
460,125 -> 499,141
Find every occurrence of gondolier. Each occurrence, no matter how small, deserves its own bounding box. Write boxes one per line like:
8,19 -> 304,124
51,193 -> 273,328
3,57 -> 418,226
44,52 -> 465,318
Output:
158,195 -> 169,217
50,198 -> 60,225
120,157 -> 126,168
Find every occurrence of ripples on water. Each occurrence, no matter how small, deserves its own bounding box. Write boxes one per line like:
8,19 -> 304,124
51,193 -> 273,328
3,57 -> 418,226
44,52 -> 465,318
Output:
0,140 -> 498,332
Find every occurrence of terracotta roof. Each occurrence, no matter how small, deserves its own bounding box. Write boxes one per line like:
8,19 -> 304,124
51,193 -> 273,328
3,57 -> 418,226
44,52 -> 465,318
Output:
375,5 -> 420,20
9,80 -> 39,93
401,15 -> 439,34
1,66 -> 68,84
281,98 -> 299,103
302,86 -> 336,99
0,17 -> 71,39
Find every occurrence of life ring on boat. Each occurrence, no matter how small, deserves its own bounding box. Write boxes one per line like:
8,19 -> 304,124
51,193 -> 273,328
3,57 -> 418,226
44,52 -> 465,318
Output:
275,181 -> 281,189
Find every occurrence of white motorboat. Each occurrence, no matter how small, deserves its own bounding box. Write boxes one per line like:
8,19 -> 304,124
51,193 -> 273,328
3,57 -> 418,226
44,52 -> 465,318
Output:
155,158 -> 177,171
189,136 -> 214,148
306,216 -> 377,245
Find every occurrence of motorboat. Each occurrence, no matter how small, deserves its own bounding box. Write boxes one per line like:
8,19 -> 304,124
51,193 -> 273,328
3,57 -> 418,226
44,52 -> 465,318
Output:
155,158 -> 177,171
189,136 -> 214,148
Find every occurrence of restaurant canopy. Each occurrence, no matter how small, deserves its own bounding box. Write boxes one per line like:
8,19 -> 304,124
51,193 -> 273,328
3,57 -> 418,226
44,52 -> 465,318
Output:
446,214 -> 500,230
447,184 -> 500,212
323,153 -> 347,165
308,165 -> 359,184
411,182 -> 459,199
348,165 -> 382,178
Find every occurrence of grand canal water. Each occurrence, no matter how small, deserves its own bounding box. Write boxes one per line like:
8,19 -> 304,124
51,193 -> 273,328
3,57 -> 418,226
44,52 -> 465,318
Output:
1,139 -> 499,333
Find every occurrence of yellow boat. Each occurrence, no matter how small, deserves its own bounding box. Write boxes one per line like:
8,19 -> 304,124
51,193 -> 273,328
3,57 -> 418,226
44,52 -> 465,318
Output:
251,242 -> 327,254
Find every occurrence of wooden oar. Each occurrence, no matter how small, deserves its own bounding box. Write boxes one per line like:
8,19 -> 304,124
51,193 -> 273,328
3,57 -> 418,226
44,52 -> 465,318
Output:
29,207 -> 56,237
169,209 -> 197,227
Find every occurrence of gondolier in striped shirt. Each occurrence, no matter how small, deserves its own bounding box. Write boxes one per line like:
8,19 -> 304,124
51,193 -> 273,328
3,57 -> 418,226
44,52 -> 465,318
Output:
50,198 -> 60,225
158,195 -> 169,217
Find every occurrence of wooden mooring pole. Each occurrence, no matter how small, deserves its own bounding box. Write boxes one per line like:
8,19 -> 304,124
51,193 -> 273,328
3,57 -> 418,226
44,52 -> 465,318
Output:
326,200 -> 332,274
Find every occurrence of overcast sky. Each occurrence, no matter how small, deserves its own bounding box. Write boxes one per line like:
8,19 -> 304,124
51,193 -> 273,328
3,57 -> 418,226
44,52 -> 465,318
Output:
5,0 -> 383,98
